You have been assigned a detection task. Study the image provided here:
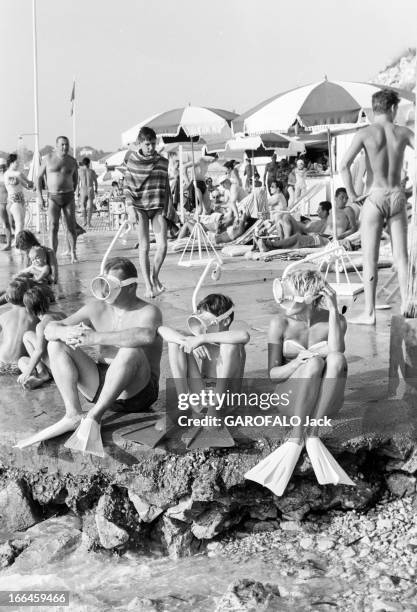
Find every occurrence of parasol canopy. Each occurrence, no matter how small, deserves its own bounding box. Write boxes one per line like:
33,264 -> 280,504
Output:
121,106 -> 238,147
233,79 -> 415,134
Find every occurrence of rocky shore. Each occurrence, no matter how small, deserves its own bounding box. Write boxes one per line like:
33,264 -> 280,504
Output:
0,437 -> 397,558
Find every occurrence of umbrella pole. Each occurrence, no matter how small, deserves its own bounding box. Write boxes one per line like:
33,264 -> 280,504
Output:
327,128 -> 340,284
179,144 -> 185,224
178,136 -> 221,267
190,138 -> 199,222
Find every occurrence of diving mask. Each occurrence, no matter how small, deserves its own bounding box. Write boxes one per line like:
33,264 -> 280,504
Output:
187,306 -> 234,336
273,278 -> 320,307
90,221 -> 133,304
91,274 -> 137,304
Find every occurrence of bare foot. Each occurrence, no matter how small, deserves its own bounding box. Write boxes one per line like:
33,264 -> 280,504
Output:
70,253 -> 78,264
347,312 -> 376,325
144,286 -> 155,299
23,373 -> 51,390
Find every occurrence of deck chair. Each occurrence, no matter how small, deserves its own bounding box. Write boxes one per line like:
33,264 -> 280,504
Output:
288,182 -> 326,216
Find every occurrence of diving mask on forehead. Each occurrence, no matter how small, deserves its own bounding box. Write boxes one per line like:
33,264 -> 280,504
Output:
273,277 -> 320,307
187,306 -> 234,336
90,221 -> 134,304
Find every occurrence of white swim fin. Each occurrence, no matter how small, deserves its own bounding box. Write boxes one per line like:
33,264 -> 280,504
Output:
245,440 -> 303,497
14,415 -> 82,449
306,437 -> 355,486
64,417 -> 105,458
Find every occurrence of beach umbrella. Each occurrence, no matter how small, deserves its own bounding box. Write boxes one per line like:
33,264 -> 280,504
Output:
224,133 -> 305,157
233,79 -> 414,134
135,106 -> 237,139
104,149 -> 129,168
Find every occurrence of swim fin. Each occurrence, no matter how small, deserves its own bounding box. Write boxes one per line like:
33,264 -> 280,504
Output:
183,425 -> 235,450
122,415 -> 174,449
13,415 -> 82,449
245,440 -> 303,497
64,417 -> 105,458
306,437 -> 355,486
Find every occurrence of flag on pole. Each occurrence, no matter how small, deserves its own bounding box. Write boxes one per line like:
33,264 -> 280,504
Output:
70,81 -> 75,116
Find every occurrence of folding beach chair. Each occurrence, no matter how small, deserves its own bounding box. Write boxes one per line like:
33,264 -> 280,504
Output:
288,182 -> 326,217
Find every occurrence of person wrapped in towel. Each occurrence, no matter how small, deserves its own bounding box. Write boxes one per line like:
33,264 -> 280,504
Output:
124,126 -> 174,298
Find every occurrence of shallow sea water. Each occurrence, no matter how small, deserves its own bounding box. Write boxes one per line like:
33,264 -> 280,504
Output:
0,547 -> 305,611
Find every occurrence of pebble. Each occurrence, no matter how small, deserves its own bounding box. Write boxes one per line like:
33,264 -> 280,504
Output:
280,521 -> 303,532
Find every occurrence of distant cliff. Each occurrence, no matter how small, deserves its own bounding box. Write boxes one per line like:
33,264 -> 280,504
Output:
372,48 -> 416,91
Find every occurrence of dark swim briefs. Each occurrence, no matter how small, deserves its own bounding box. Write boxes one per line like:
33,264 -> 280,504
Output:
90,362 -> 159,413
48,192 -> 75,208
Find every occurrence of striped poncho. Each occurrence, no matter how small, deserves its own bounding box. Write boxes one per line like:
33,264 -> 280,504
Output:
124,150 -> 170,212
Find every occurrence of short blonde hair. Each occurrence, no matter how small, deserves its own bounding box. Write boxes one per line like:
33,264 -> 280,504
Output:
285,268 -> 328,308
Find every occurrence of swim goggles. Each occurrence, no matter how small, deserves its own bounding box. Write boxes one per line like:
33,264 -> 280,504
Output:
91,274 -> 137,304
187,307 -> 234,336
273,278 -> 320,306
90,221 -> 134,304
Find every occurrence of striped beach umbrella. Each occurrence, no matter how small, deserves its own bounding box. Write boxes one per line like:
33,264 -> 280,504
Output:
233,79 -> 414,134
122,106 -> 238,146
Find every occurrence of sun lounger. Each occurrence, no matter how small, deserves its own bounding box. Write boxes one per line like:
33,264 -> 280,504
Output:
238,188 -> 269,218
288,182 -> 326,216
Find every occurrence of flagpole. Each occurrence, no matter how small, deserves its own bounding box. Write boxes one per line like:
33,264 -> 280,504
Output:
72,77 -> 76,160
32,0 -> 39,156
32,0 -> 41,231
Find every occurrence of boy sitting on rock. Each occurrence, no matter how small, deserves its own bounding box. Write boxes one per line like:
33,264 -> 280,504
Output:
158,294 -> 249,447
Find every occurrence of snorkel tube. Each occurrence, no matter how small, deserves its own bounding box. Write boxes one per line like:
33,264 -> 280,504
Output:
187,259 -> 225,336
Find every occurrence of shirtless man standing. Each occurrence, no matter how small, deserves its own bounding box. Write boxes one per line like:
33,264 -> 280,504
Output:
37,136 -> 78,263
341,89 -> 414,324
78,157 -> 98,229
15,257 -> 162,454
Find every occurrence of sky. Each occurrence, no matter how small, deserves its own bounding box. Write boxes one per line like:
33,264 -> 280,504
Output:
1,0 -> 416,153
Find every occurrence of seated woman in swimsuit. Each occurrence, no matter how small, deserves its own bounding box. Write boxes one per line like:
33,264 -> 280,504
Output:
245,268 -> 354,496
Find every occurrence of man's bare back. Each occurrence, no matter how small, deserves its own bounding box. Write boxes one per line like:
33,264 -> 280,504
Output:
0,307 -> 36,364
360,123 -> 413,190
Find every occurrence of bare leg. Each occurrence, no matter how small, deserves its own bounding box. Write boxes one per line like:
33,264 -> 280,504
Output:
151,212 -> 168,294
48,199 -> 61,255
388,209 -> 408,312
168,342 -> 203,396
47,340 -> 100,417
80,193 -> 88,226
9,202 -> 25,236
136,210 -> 153,297
87,193 -> 94,228
0,203 -> 11,249
87,347 -> 151,423
308,352 -> 347,436
18,330 -> 51,388
61,199 -> 78,263
277,356 -> 325,441
348,201 -> 383,325
177,220 -> 194,240
208,344 -> 246,417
